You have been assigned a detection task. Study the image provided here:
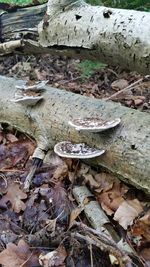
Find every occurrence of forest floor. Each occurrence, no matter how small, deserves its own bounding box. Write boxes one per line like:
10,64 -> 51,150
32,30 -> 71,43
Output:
0,54 -> 150,267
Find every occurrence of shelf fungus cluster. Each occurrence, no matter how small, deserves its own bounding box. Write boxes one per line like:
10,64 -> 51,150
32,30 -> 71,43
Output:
11,80 -> 48,106
54,117 -> 121,159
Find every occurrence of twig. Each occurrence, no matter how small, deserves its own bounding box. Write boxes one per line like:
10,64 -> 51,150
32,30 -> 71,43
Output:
24,163 -> 38,192
105,76 -> 150,101
24,156 -> 43,192
59,76 -> 81,84
0,172 -> 8,188
0,169 -> 25,173
71,232 -> 131,267
73,221 -> 131,256
19,252 -> 33,267
107,68 -> 119,78
89,243 -> 94,267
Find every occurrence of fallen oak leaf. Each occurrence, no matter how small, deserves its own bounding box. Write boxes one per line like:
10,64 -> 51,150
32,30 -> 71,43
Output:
83,173 -> 100,189
96,180 -> 127,215
131,210 -> 150,240
114,199 -> 143,229
0,183 -> 27,213
94,172 -> 116,192
0,239 -> 39,267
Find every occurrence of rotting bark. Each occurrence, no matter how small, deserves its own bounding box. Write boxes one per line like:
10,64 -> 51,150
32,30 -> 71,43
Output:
0,0 -> 150,73
0,75 -> 150,193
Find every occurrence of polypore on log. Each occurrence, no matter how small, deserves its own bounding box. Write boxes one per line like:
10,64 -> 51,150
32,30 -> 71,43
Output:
0,0 -> 150,73
0,75 -> 150,193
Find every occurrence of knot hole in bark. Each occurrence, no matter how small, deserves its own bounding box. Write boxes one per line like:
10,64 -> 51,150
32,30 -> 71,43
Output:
75,14 -> 82,20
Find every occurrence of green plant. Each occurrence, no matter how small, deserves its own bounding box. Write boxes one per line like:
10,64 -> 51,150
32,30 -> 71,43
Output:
0,0 -> 46,6
76,60 -> 107,80
87,0 -> 150,11
86,0 -> 103,5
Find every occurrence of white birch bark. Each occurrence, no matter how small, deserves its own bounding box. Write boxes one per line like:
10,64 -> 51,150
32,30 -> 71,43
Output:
38,0 -> 150,73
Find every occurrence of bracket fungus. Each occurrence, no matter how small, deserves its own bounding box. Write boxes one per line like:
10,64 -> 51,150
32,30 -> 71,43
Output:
11,95 -> 43,106
11,80 -> 48,106
15,80 -> 48,91
54,141 -> 105,159
68,117 -> 121,132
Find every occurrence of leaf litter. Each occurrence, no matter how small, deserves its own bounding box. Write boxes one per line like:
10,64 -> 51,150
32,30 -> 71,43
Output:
0,125 -> 149,266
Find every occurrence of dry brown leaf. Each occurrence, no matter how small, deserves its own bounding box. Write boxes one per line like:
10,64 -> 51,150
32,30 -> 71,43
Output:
68,171 -> 76,183
94,172 -> 117,192
83,173 -> 100,189
96,179 -> 127,215
139,210 -> 150,225
53,162 -> 68,181
69,207 -> 83,227
140,247 -> 150,261
45,218 -> 57,233
131,210 -> 150,240
114,199 -> 143,229
77,163 -> 90,176
0,183 -> 27,213
6,133 -> 18,143
0,239 -> 39,267
99,193 -> 124,216
134,99 -> 144,106
111,79 -> 128,91
39,245 -> 67,267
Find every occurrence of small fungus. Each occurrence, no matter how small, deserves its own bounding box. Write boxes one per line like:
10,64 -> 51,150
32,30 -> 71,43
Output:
68,117 -> 121,132
11,95 -> 43,106
54,141 -> 105,159
15,80 -> 48,91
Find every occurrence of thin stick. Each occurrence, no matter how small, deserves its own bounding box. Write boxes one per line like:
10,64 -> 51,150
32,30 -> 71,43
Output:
73,221 -> 129,256
71,232 -> 130,267
89,243 -> 94,267
0,172 -> 8,188
105,75 -> 150,101
24,164 -> 37,192
19,252 -> 33,267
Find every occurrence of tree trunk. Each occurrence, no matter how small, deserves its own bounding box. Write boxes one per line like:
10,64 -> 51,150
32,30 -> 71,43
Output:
0,75 -> 150,193
0,0 -> 150,73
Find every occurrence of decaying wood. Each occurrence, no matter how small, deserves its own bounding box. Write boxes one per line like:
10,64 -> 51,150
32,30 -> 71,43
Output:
0,0 -> 150,73
0,75 -> 150,193
0,40 -> 22,55
0,4 -> 46,42
73,186 -> 110,232
72,186 -> 134,255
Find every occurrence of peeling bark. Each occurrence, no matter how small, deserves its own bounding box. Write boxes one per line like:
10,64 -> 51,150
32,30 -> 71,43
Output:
0,75 -> 150,193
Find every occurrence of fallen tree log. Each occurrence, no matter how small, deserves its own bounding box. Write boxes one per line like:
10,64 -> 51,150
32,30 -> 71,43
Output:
0,75 -> 150,193
0,0 -> 150,73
